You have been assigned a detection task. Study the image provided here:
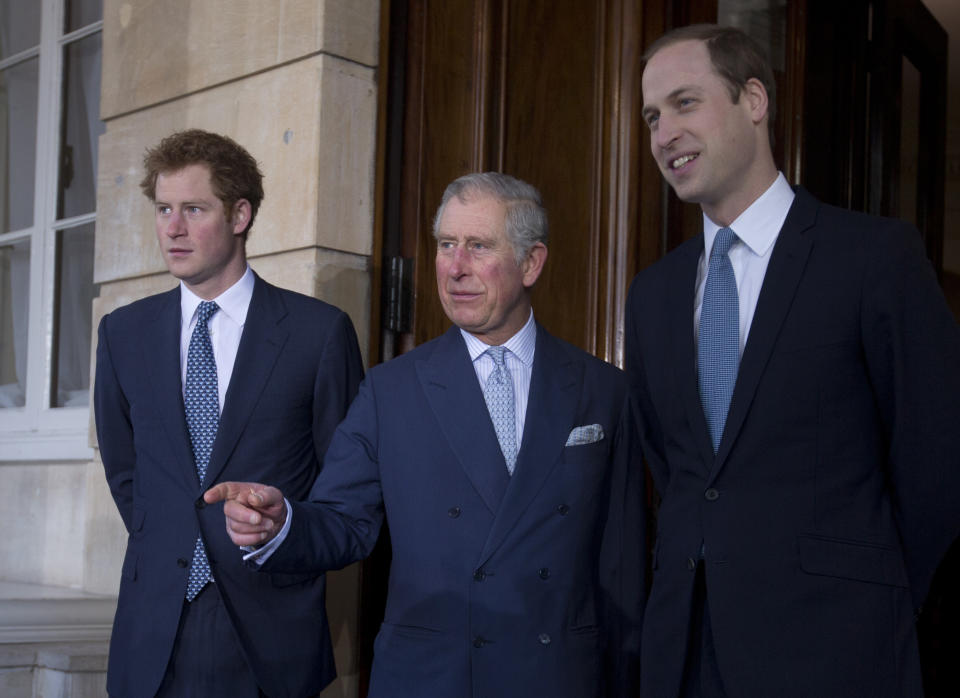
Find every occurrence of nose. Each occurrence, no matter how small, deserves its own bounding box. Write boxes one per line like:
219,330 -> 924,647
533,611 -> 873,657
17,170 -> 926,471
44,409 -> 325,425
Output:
654,113 -> 680,150
162,210 -> 185,237
446,245 -> 469,277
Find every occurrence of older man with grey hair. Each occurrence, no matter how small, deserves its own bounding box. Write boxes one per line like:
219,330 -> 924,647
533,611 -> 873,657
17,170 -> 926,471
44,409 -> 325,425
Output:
207,172 -> 645,697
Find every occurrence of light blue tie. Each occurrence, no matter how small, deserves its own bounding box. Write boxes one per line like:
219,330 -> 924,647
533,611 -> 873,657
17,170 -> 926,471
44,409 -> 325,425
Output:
698,227 -> 739,453
184,300 -> 219,600
483,346 -> 517,474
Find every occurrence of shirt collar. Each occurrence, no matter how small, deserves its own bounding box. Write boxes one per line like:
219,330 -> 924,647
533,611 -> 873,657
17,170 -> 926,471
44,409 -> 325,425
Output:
180,265 -> 255,327
461,309 -> 536,367
702,172 -> 795,258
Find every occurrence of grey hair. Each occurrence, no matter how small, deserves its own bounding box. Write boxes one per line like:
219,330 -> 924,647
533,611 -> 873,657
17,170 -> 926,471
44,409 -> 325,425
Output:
432,172 -> 548,264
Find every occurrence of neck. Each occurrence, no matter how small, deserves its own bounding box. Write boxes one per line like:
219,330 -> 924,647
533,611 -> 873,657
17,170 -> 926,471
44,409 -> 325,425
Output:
703,166 -> 779,227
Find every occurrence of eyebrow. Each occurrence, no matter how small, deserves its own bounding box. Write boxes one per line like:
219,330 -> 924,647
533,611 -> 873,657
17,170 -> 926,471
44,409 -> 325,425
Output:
155,199 -> 209,206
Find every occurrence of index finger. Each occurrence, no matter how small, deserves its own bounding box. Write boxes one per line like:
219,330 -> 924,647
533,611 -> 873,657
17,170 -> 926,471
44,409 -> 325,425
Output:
204,481 -> 253,504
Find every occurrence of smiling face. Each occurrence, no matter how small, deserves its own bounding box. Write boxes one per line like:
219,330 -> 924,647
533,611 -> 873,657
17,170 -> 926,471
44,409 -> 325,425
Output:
641,39 -> 776,225
435,194 -> 546,345
154,163 -> 250,299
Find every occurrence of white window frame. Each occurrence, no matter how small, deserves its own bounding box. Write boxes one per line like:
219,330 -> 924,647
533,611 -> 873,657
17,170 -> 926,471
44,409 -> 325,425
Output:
0,0 -> 101,461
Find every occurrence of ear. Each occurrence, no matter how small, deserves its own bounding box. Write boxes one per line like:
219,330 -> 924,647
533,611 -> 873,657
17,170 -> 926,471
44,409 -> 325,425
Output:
520,242 -> 548,289
743,77 -> 769,127
231,199 -> 252,236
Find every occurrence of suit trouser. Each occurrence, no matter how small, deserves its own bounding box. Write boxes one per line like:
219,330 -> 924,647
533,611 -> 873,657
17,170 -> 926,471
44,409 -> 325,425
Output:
680,562 -> 727,698
155,582 -> 264,698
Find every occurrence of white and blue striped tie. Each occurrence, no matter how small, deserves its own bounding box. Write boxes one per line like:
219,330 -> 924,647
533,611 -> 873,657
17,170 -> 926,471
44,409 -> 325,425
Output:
483,346 -> 517,474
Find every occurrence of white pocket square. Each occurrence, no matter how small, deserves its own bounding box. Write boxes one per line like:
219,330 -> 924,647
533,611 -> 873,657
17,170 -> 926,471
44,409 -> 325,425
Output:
565,424 -> 604,446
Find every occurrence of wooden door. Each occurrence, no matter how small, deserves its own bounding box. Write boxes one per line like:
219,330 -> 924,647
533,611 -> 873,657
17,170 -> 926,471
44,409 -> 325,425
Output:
380,0 -> 659,367
801,0 -> 946,274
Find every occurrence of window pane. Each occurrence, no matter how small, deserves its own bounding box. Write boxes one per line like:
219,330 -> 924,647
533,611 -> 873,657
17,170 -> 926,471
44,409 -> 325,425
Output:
65,0 -> 103,34
0,57 -> 39,232
58,33 -> 104,220
51,224 -> 98,407
0,237 -> 29,408
0,1 -> 41,60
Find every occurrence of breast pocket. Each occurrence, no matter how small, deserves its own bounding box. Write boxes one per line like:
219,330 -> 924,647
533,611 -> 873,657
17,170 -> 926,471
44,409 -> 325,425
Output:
561,438 -> 608,465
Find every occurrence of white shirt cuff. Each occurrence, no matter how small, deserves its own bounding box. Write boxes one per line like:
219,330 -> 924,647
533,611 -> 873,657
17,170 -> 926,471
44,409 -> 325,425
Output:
241,497 -> 293,565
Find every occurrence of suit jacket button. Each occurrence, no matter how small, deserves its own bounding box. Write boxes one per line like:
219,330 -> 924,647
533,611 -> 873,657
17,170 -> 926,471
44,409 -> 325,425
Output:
473,569 -> 486,582
447,506 -> 461,518
473,636 -> 486,648
686,557 -> 696,571
704,488 -> 719,501
195,497 -> 206,509
538,633 -> 551,645
177,558 -> 188,568
538,567 -> 550,580
556,504 -> 570,515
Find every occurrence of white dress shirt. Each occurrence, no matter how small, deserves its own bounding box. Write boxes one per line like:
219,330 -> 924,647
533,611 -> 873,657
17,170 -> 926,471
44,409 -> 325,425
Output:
179,266 -> 255,406
694,172 -> 795,357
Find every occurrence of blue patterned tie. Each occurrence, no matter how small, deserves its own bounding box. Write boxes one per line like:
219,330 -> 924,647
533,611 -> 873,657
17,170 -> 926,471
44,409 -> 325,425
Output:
698,227 -> 739,453
483,346 -> 517,474
184,300 -> 219,600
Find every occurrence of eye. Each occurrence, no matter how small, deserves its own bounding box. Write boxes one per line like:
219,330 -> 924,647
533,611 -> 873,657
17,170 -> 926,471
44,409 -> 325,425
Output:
644,113 -> 659,129
437,240 -> 454,250
678,97 -> 696,108
470,241 -> 487,251
187,206 -> 203,216
156,205 -> 171,215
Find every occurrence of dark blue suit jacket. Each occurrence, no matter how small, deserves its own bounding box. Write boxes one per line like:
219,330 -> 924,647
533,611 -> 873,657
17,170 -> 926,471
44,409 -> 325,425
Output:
94,274 -> 363,698
626,188 -> 960,697
264,323 -> 645,697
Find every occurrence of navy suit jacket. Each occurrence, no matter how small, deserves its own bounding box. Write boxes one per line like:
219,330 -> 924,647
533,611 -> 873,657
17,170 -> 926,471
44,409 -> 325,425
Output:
263,323 -> 645,697
626,187 -> 960,697
95,274 -> 363,698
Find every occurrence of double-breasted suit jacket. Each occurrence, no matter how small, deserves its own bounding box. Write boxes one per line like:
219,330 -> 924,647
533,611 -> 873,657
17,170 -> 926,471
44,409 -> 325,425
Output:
95,274 -> 363,698
626,187 -> 960,697
263,323 -> 645,697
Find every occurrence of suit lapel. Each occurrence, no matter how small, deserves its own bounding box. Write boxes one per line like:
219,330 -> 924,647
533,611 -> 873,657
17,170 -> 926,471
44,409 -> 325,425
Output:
478,326 -> 581,565
417,327 -> 511,514
205,275 -> 289,486
142,287 -> 198,489
670,237 -> 717,472
710,189 -> 817,478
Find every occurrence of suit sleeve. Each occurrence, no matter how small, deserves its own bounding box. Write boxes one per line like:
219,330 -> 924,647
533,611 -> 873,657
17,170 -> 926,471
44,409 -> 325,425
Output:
600,387 -> 647,697
263,372 -> 385,574
94,314 -> 136,532
861,223 -> 960,609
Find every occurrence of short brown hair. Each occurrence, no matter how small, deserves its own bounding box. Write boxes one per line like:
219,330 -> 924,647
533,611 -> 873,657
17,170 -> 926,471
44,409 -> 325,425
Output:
140,129 -> 264,237
644,24 -> 776,145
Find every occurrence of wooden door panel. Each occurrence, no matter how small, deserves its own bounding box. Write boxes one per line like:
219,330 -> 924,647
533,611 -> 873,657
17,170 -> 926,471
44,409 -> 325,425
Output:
400,0 -> 651,363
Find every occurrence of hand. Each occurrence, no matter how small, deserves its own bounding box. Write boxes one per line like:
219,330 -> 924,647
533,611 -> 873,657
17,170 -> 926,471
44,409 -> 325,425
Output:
204,482 -> 287,547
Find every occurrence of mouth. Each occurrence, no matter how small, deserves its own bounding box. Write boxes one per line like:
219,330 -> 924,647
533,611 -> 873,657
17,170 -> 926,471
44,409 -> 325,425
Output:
166,247 -> 191,257
668,153 -> 698,171
446,289 -> 481,301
